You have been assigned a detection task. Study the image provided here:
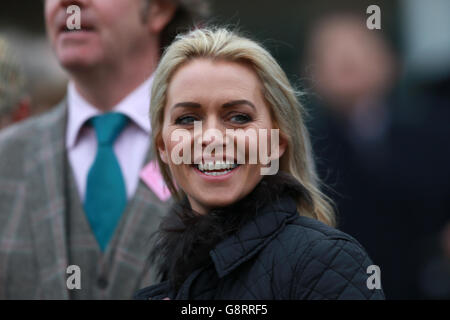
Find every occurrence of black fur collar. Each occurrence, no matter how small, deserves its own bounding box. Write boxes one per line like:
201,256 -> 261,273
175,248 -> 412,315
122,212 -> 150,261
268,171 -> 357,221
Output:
149,171 -> 311,291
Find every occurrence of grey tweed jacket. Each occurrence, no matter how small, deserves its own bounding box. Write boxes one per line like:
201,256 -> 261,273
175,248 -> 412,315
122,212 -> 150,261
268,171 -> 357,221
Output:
0,101 -> 169,299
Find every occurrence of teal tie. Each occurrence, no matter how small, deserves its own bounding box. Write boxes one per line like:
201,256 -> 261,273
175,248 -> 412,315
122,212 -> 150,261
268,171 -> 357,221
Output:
84,113 -> 129,251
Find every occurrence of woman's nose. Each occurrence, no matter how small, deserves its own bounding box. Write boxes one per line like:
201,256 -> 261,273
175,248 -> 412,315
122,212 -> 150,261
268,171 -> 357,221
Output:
193,117 -> 226,148
202,116 -> 220,132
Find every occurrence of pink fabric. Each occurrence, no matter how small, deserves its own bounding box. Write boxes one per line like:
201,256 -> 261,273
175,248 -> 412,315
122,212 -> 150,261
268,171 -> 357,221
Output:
139,160 -> 171,202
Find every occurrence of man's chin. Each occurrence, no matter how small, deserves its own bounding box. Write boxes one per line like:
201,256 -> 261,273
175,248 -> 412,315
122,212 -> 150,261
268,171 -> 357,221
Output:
57,53 -> 101,72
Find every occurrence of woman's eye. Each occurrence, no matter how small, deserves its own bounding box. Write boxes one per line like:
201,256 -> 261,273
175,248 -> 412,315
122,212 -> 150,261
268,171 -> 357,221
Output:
230,114 -> 252,124
175,115 -> 197,125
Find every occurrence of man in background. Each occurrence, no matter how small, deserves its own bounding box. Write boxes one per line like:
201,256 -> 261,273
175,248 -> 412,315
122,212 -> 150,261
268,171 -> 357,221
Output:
304,12 -> 450,299
303,13 -> 415,299
0,37 -> 30,129
0,0 -> 208,299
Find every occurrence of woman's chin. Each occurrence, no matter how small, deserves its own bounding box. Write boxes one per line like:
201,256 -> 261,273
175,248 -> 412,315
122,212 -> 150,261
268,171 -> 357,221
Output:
186,168 -> 266,210
188,193 -> 242,213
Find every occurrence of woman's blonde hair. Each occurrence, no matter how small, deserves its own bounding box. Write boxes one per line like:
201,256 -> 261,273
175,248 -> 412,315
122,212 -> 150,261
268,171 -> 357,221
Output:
150,27 -> 336,227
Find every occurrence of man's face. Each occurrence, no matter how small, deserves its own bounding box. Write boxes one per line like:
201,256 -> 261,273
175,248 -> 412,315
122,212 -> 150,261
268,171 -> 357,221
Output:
45,0 -> 150,70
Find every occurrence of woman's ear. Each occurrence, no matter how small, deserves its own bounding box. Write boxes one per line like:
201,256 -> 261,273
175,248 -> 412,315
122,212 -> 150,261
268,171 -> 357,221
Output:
146,0 -> 177,35
156,134 -> 169,164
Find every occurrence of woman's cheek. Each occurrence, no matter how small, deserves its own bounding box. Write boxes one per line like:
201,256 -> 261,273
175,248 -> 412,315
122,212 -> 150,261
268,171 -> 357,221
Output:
163,128 -> 192,165
234,129 -> 272,165
232,132 -> 256,164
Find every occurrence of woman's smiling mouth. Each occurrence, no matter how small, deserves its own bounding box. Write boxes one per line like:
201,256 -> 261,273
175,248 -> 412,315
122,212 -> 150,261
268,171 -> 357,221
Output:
192,161 -> 241,177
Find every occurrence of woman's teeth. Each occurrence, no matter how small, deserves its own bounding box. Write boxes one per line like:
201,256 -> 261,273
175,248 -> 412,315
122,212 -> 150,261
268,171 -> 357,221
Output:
196,161 -> 239,176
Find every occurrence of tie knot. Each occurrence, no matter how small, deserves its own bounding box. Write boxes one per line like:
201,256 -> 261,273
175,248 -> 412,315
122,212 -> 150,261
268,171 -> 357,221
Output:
90,113 -> 129,145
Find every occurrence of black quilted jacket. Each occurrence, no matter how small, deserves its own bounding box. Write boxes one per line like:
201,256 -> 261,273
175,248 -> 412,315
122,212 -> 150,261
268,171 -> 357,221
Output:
136,174 -> 385,300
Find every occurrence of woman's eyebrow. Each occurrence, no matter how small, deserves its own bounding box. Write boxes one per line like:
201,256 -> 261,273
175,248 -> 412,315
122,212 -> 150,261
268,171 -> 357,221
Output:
222,100 -> 256,110
171,102 -> 201,109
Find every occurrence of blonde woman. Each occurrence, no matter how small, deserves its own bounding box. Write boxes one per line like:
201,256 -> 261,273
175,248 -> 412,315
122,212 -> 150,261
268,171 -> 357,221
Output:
136,28 -> 384,300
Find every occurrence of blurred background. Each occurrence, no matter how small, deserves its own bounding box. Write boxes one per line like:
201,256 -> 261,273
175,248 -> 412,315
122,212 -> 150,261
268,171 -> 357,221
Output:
1,0 -> 449,299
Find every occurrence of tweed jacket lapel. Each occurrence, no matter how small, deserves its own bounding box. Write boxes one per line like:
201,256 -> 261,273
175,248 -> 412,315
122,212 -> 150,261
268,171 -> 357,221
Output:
26,101 -> 70,299
98,148 -> 172,298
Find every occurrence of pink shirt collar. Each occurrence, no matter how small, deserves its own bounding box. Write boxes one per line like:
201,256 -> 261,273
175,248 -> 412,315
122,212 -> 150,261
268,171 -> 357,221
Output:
66,75 -> 153,149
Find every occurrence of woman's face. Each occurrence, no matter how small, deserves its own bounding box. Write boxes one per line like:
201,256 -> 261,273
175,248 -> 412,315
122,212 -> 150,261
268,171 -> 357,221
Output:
158,58 -> 286,214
